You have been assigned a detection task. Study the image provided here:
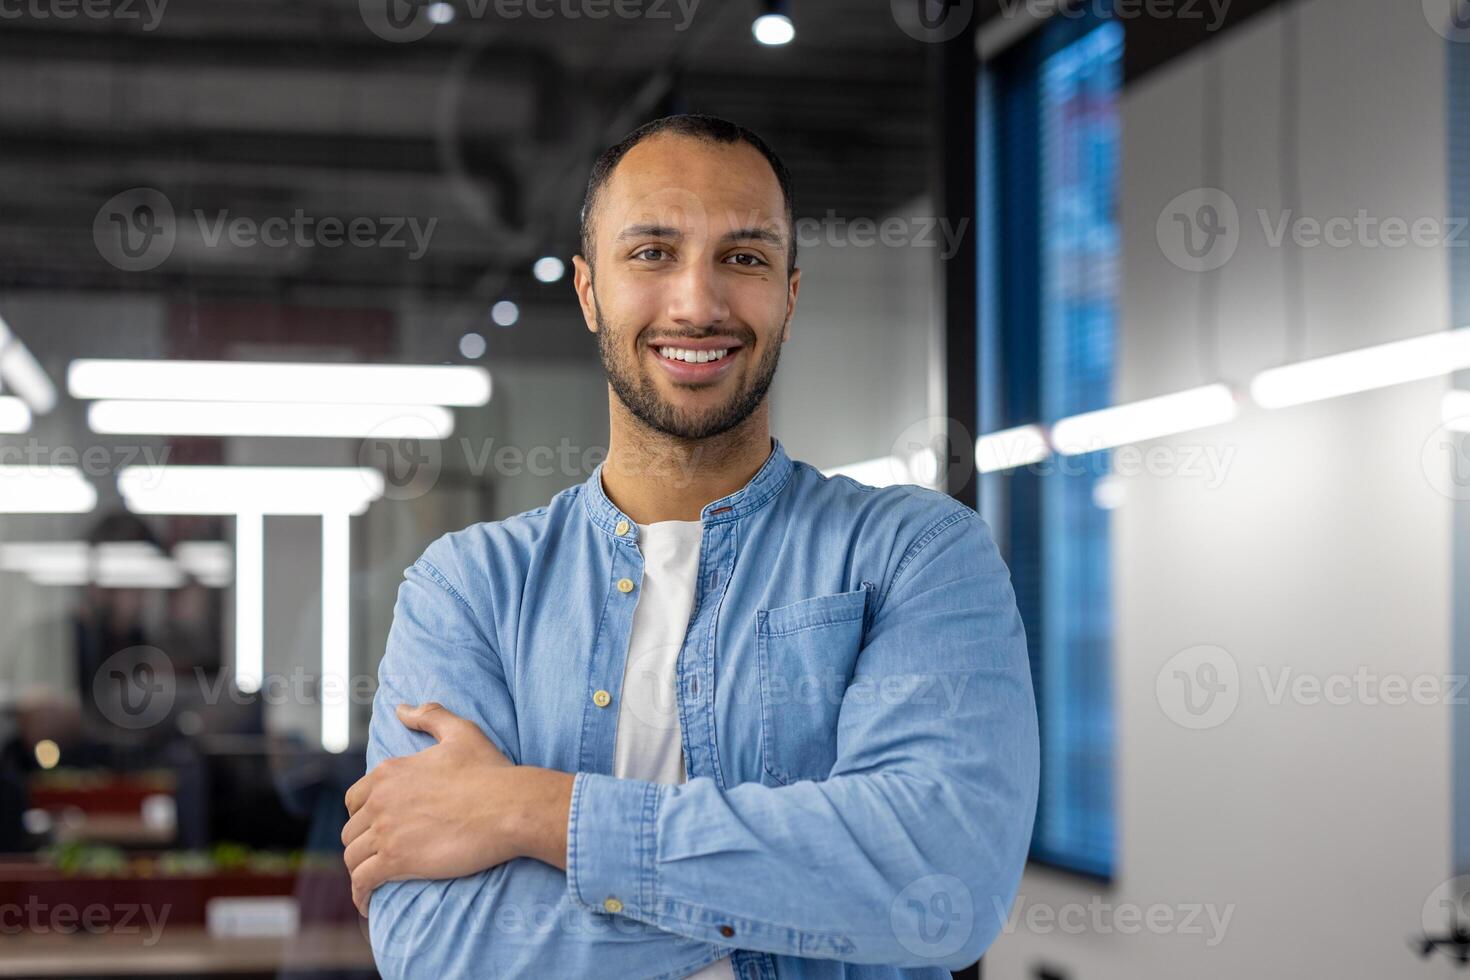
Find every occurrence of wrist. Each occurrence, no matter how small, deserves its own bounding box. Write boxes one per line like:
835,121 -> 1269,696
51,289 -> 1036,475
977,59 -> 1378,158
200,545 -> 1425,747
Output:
505,766 -> 576,870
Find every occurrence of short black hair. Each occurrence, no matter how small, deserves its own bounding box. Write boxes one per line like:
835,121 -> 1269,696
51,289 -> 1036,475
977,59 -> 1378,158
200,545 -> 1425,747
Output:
579,113 -> 797,277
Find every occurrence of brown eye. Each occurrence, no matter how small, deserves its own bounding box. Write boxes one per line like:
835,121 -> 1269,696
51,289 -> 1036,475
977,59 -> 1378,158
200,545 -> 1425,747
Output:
727,252 -> 766,267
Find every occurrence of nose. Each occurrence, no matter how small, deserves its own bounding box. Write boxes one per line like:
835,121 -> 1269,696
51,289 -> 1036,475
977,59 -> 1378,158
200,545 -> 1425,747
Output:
664,260 -> 730,330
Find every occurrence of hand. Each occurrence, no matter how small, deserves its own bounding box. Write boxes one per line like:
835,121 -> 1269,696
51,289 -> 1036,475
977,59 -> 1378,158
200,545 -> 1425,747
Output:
341,702 -> 518,916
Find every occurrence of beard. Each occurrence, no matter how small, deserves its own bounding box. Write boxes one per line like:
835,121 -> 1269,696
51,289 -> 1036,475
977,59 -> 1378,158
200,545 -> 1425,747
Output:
593,292 -> 783,441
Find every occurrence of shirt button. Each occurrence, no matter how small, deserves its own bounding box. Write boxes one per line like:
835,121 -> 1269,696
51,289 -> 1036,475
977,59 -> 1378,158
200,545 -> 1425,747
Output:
718,924 -> 735,938
615,519 -> 630,536
603,897 -> 623,914
617,577 -> 635,593
592,689 -> 611,708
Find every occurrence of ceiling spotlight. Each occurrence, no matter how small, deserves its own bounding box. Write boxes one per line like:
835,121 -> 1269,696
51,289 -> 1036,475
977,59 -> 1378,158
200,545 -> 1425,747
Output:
752,3 -> 799,46
459,332 -> 487,359
427,2 -> 455,24
533,256 -> 565,283
491,301 -> 519,328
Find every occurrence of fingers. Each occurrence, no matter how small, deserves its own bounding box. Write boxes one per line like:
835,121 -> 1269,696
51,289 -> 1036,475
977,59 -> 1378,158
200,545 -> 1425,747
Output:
341,803 -> 372,850
396,701 -> 471,742
344,772 -> 374,816
344,826 -> 377,874
351,854 -> 386,917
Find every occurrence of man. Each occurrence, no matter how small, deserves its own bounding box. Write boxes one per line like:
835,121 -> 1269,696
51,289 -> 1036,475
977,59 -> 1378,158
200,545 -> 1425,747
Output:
342,114 -> 1039,979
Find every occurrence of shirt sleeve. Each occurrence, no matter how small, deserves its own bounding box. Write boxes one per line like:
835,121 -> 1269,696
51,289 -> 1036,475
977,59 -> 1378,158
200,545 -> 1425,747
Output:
565,509 -> 1040,971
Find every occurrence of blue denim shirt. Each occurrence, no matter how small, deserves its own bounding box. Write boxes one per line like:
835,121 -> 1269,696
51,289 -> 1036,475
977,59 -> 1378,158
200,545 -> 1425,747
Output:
366,437 -> 1039,979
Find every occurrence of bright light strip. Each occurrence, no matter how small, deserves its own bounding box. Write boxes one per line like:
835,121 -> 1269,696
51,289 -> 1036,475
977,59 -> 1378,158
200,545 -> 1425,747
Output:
118,466 -> 385,516
976,425 -> 1050,473
1250,327 -> 1470,409
822,454 -> 937,489
0,317 -> 57,414
174,541 -> 233,587
0,541 -> 187,588
0,396 -> 31,433
321,511 -> 351,754
1443,391 -> 1470,431
235,514 -> 263,693
1052,384 -> 1238,455
89,400 -> 454,440
69,359 -> 492,407
0,466 -> 97,514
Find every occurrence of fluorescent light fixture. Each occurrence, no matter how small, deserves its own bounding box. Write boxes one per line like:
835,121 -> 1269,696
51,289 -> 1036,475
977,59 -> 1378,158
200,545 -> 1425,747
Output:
0,541 -> 187,589
1250,326 -> 1470,409
89,400 -> 454,440
753,12 -> 795,44
118,466 -> 385,516
533,256 -> 565,283
0,395 -> 31,433
321,511 -> 351,754
174,541 -> 233,587
1052,384 -> 1237,455
235,514 -> 263,693
0,466 -> 97,514
69,360 -> 492,407
976,424 -> 1049,474
822,454 -> 938,489
0,329 -> 57,414
1442,390 -> 1470,431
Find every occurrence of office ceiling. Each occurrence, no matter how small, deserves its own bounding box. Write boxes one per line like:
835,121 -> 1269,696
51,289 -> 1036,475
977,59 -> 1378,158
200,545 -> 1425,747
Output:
0,0 -> 936,306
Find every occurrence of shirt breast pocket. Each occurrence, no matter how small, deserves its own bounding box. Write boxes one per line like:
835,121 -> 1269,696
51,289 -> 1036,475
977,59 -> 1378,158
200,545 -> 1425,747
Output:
755,587 -> 870,786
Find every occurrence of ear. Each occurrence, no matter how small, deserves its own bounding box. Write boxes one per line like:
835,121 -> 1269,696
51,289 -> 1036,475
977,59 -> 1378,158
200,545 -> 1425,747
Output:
572,255 -> 598,334
782,267 -> 801,343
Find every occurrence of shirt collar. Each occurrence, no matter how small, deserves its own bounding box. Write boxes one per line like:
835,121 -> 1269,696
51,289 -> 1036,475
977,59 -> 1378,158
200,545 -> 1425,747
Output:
581,436 -> 793,538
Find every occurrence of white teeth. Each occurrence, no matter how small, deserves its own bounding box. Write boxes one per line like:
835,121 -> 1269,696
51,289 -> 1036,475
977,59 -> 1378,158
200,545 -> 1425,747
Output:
656,346 -> 730,364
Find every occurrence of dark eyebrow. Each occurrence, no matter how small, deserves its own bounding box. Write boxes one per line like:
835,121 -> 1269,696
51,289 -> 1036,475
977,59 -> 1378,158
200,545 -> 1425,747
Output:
720,226 -> 786,250
614,223 -> 683,243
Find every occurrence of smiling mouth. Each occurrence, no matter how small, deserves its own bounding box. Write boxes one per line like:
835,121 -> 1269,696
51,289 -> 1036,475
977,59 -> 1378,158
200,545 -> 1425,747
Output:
652,344 -> 738,364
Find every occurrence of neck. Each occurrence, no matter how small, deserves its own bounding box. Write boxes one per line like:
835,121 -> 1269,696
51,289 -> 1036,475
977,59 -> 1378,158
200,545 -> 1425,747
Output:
599,393 -> 774,524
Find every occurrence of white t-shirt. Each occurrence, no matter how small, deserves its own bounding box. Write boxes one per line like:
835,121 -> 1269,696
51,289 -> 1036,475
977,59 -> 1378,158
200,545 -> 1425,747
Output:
611,519 -> 737,980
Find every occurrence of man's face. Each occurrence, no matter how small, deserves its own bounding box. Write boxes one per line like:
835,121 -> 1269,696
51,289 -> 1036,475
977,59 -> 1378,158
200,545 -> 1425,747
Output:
573,134 -> 800,441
